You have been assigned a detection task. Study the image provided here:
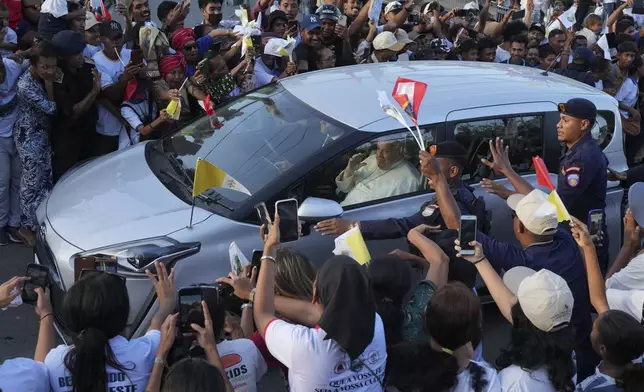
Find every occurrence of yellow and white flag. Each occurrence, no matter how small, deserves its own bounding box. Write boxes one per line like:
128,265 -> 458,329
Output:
263,37 -> 296,61
192,158 -> 250,197
546,190 -> 571,222
166,99 -> 181,120
333,226 -> 371,265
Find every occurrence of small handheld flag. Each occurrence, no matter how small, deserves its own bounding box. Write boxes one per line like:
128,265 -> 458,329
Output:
533,156 -> 571,222
377,90 -> 423,149
333,226 -> 371,265
203,95 -> 214,116
392,77 -> 428,148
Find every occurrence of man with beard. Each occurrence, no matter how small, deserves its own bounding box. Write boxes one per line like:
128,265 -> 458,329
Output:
317,4 -> 354,67
199,0 -> 239,30
527,23 -> 545,46
170,27 -> 235,76
50,30 -> 100,181
294,15 -> 323,72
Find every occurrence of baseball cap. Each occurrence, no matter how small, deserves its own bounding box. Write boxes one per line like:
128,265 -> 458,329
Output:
99,20 -> 124,39
430,38 -> 450,53
317,4 -> 340,22
301,14 -> 322,31
385,1 -> 404,14
629,182 -> 644,227
373,31 -> 406,51
529,23 -> 545,34
573,46 -> 596,66
507,189 -> 558,235
558,98 -> 597,122
85,11 -> 100,30
394,29 -> 414,45
503,267 -> 574,332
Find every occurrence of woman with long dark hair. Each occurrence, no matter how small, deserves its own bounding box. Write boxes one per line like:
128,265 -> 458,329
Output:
44,262 -> 176,392
577,310 -> 644,391
455,240 -> 576,392
252,215 -> 387,391
386,282 -> 499,392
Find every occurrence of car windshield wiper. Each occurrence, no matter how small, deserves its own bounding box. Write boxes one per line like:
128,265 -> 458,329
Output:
159,168 -> 234,212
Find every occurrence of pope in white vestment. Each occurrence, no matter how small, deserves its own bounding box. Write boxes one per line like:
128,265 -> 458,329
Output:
336,141 -> 421,207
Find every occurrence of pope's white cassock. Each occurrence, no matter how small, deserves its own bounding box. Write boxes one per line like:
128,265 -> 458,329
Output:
335,154 -> 421,207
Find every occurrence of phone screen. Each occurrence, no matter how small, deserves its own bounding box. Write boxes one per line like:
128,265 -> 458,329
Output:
23,264 -> 48,304
459,217 -> 477,253
250,250 -> 263,278
288,20 -> 299,31
180,291 -> 203,333
276,199 -> 299,243
588,211 -> 604,236
131,50 -> 143,65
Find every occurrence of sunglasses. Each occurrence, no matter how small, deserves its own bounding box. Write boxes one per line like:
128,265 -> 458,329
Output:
184,43 -> 198,51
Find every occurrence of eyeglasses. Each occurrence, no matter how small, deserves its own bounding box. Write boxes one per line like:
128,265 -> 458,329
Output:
184,43 -> 198,51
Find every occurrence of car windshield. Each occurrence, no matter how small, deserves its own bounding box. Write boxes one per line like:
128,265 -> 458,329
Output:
155,84 -> 354,208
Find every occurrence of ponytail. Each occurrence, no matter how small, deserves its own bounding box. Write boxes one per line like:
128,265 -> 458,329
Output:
376,298 -> 405,347
619,362 -> 644,392
64,328 -> 112,392
386,342 -> 460,392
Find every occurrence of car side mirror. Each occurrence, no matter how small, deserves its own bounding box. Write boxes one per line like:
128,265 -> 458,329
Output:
298,197 -> 343,223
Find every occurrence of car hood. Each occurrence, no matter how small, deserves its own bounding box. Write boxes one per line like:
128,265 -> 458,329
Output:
46,144 -> 211,251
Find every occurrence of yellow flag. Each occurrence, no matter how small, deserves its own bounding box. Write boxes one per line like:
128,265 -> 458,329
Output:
333,226 -> 371,265
166,99 -> 181,120
546,191 -> 571,222
192,158 -> 250,197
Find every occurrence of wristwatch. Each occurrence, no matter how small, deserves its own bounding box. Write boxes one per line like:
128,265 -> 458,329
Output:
249,288 -> 256,304
154,357 -> 166,366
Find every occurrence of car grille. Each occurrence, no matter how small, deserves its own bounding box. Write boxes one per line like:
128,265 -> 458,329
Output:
35,228 -> 72,339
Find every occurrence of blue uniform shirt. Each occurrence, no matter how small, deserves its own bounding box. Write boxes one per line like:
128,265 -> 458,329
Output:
558,131 -> 608,222
360,182 -> 476,241
477,227 -> 593,349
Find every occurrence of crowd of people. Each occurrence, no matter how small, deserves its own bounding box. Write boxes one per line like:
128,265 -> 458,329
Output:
1,0 -> 644,390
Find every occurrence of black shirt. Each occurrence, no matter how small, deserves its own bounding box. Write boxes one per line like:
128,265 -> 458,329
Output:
53,62 -> 98,134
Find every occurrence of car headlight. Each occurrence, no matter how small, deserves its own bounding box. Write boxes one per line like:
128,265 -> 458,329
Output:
75,237 -> 200,272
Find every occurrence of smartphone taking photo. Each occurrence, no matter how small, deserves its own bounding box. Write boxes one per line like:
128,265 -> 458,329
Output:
250,249 -> 263,278
275,198 -> 299,243
588,209 -> 604,238
459,215 -> 477,256
255,202 -> 272,235
179,287 -> 204,334
22,264 -> 49,305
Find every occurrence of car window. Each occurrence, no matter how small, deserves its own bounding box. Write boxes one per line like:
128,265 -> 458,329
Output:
158,84 -> 355,206
302,127 -> 438,209
592,111 -> 614,150
453,115 -> 544,182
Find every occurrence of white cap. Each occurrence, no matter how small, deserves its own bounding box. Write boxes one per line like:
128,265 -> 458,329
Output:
394,29 -> 414,45
507,189 -> 558,235
503,267 -> 574,332
373,31 -> 405,51
384,1 -> 403,15
629,182 -> 644,227
463,1 -> 479,10
85,11 -> 100,30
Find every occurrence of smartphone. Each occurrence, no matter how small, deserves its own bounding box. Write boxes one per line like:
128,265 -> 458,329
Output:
512,9 -> 526,19
250,34 -> 262,49
275,198 -> 299,243
197,56 -> 211,76
22,264 -> 49,305
250,249 -> 262,278
338,15 -> 347,27
179,287 -> 204,334
454,9 -> 468,17
131,49 -> 143,65
408,13 -> 420,24
255,202 -> 272,236
588,209 -> 604,237
459,215 -> 477,256
287,20 -> 299,31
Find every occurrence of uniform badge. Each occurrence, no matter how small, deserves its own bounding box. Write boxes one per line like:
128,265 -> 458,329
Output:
422,204 -> 438,217
566,173 -> 580,187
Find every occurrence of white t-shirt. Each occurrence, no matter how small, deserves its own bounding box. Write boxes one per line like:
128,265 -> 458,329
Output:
45,330 -> 160,392
455,361 -> 501,392
83,44 -> 103,59
495,46 -> 511,63
265,315 -> 388,392
607,288 -> 644,322
605,253 -> 644,291
119,94 -> 157,149
0,57 -> 27,137
92,48 -> 132,136
0,27 -> 17,58
499,366 -> 557,392
614,77 -> 638,118
218,338 -> 268,392
0,358 -> 50,392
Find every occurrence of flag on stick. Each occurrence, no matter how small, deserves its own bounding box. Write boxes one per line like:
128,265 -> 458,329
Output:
392,77 -> 427,148
532,156 -> 571,222
377,90 -> 422,149
192,158 -> 250,197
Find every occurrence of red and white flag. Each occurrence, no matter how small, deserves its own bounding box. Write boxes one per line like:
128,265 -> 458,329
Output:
392,77 -> 427,148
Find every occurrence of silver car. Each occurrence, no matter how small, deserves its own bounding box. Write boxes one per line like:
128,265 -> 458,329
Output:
35,61 -> 626,342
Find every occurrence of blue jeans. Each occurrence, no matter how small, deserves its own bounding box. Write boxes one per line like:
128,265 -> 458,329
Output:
0,136 -> 21,228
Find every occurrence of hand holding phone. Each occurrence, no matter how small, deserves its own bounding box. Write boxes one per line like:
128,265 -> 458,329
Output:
275,198 -> 300,243
587,209 -> 604,246
179,287 -> 204,334
458,215 -> 477,256
22,264 -> 49,305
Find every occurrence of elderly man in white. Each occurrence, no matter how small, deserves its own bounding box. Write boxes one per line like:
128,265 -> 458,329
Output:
336,140 -> 420,207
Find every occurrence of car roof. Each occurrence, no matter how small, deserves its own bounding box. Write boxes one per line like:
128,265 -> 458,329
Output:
279,61 -> 616,132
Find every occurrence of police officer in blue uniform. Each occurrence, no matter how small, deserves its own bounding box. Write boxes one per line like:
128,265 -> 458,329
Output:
557,98 -> 609,270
